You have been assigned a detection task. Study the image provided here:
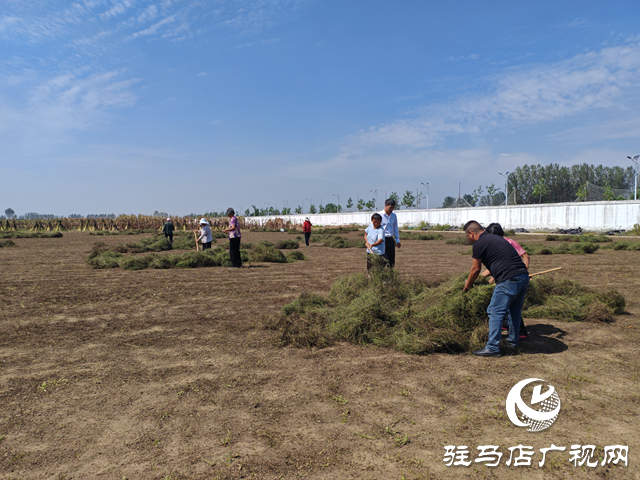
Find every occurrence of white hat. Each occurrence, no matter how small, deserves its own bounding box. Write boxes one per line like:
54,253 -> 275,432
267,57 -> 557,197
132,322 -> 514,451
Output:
166,217 -> 171,221
199,218 -> 209,225
305,217 -> 310,221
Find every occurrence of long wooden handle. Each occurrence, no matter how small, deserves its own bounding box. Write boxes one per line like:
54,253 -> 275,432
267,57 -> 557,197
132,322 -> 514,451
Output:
529,267 -> 562,278
194,231 -> 199,251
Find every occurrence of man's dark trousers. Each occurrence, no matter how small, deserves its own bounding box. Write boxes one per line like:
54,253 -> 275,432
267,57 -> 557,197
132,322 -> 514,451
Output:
384,237 -> 396,267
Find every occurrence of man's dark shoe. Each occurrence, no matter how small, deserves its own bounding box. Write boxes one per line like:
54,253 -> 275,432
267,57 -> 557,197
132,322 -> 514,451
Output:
473,348 -> 501,357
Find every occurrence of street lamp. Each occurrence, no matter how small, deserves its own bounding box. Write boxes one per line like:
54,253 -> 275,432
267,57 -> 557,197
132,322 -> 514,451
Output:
306,198 -> 312,214
333,194 -> 340,213
628,155 -> 640,201
369,189 -> 378,210
498,171 -> 511,206
421,181 -> 430,210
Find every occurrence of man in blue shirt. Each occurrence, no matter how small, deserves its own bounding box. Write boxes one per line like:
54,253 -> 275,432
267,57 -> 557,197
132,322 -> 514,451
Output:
379,198 -> 401,267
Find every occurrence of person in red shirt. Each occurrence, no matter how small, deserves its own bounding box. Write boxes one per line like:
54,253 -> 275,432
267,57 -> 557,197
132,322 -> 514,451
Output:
482,223 -> 530,339
302,217 -> 312,247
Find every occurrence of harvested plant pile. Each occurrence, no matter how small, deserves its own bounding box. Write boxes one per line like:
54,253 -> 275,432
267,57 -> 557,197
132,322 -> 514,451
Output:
274,240 -> 299,249
522,243 -> 600,255
302,235 -> 365,248
399,232 -> 444,241
312,226 -> 361,235
87,242 -> 305,270
600,241 -> 640,251
0,240 -> 17,248
445,236 -> 472,245
0,232 -> 63,239
267,271 -> 625,354
546,234 -> 612,243
106,233 -> 203,254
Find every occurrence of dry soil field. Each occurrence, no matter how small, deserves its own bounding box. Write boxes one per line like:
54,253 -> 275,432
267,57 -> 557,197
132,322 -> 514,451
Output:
0,230 -> 638,479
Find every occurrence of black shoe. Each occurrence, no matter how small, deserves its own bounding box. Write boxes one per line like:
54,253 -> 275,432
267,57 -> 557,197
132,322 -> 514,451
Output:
473,348 -> 501,357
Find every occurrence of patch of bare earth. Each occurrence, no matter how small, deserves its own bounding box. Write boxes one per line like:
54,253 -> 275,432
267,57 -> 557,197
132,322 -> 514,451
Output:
0,231 -> 638,479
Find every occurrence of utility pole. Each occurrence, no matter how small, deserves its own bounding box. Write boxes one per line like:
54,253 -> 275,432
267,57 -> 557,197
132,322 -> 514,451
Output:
421,181 -> 430,210
628,155 -> 640,200
499,171 -> 511,206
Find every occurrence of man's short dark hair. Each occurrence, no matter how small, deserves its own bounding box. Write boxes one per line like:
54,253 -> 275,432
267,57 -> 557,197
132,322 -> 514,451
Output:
485,223 -> 505,237
384,198 -> 396,207
463,220 -> 484,233
371,213 -> 382,222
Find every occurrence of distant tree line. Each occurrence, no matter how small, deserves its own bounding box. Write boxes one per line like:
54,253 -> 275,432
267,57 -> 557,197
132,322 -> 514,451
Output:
508,163 -> 636,204
442,163 -> 637,208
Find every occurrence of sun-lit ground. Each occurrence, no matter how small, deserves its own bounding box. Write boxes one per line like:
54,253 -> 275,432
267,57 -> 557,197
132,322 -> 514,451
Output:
0,230 -> 638,479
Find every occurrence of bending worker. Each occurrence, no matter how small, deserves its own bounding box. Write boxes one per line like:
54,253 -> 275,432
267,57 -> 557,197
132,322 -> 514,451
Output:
463,220 -> 529,358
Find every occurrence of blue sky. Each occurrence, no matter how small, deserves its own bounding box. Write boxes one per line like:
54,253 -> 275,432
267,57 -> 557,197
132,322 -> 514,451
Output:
2,0 -> 640,215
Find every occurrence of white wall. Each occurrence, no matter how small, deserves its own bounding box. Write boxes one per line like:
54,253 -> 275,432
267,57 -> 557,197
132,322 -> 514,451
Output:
249,200 -> 640,231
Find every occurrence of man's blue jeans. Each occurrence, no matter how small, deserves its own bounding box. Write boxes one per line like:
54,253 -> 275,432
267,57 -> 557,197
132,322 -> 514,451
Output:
485,273 -> 529,352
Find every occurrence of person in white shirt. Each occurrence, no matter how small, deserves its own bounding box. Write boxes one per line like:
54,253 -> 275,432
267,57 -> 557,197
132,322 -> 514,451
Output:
195,218 -> 213,250
364,213 -> 387,272
379,198 -> 401,267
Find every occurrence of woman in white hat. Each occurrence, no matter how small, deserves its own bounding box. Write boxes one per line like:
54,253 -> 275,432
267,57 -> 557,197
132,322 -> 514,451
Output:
194,218 -> 213,250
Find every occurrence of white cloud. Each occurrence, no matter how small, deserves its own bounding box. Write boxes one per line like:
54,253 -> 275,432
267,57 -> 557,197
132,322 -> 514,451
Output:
100,0 -> 136,20
352,40 -> 640,152
127,14 -> 177,40
198,72 -> 206,76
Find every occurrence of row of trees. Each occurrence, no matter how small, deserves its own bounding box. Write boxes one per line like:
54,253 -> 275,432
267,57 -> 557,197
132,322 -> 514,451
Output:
241,190 -> 424,216
507,163 -> 636,204
442,163 -> 637,208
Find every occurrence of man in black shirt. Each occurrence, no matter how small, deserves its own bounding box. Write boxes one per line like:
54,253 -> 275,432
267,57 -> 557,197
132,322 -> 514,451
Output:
463,220 -> 529,357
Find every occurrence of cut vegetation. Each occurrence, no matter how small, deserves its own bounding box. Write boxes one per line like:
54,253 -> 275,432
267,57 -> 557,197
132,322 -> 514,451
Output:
267,271 -> 625,354
87,241 -> 305,270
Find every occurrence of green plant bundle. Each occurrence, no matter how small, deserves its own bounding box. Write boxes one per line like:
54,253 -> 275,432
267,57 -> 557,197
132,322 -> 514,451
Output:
305,234 -> 364,248
312,226 -> 360,235
0,240 -> 17,248
600,241 -> 640,251
545,234 -> 612,243
267,272 -> 625,355
87,241 -> 307,270
399,232 -> 444,241
285,250 -> 307,261
445,236 -> 472,245
249,243 -> 288,263
274,239 -> 299,249
87,247 -> 243,270
522,243 -> 600,255
0,232 -> 63,239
